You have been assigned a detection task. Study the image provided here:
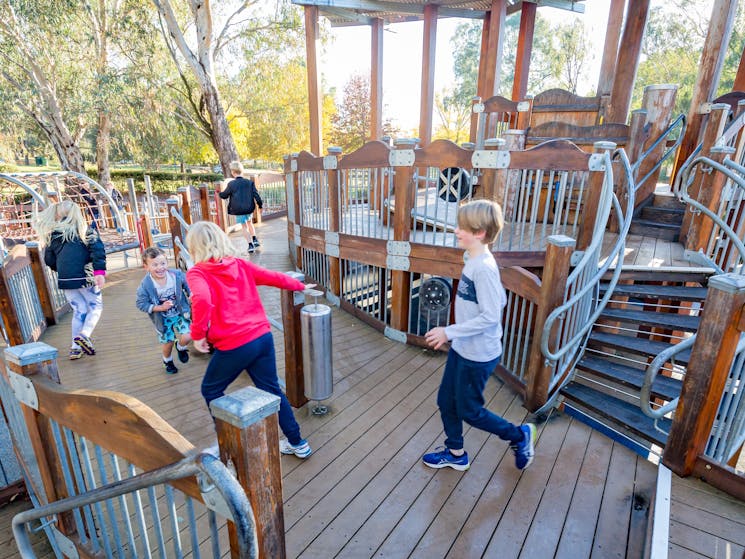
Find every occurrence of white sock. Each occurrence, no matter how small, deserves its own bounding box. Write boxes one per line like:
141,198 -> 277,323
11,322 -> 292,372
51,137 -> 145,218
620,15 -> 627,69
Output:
163,356 -> 173,363
176,343 -> 188,351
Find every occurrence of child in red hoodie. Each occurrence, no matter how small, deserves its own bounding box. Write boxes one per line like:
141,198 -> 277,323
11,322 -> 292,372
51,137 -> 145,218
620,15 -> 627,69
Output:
186,221 -> 315,458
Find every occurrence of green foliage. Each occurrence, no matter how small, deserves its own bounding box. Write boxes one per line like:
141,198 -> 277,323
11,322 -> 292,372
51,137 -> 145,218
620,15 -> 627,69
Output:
329,74 -> 370,153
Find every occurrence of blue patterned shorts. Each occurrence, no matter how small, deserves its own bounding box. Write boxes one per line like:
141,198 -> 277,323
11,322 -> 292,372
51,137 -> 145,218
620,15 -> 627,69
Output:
158,315 -> 191,344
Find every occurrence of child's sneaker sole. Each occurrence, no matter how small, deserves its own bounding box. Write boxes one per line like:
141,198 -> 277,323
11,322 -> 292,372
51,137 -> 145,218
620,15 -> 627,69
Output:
73,335 -> 96,355
69,349 -> 83,360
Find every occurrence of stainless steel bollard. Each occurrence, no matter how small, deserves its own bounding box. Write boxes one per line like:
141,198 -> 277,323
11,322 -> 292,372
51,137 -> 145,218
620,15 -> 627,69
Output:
300,294 -> 333,404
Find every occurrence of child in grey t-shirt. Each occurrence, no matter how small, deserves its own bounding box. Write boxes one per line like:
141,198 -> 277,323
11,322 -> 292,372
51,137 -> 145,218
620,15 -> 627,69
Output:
422,200 -> 536,472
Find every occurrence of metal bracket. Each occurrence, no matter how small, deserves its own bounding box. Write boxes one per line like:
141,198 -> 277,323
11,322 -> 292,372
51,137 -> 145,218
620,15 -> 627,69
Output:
386,255 -> 410,271
588,153 -> 606,171
517,101 -> 531,112
323,155 -> 338,170
386,240 -> 411,256
9,372 -> 37,410
699,102 -> 713,114
570,250 -> 584,267
325,231 -> 339,257
384,326 -> 407,344
472,150 -> 510,169
472,102 -> 485,114
285,175 -> 295,221
52,527 -> 79,559
325,291 -> 340,307
294,229 -> 301,248
199,475 -> 233,519
389,149 -> 415,167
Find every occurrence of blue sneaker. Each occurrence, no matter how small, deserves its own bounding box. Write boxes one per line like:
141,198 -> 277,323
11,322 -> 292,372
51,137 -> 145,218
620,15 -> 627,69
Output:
511,424 -> 536,470
422,447 -> 470,471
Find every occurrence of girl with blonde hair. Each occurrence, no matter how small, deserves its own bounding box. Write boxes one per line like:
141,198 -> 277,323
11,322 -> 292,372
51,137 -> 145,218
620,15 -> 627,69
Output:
35,200 -> 106,359
185,221 -> 315,458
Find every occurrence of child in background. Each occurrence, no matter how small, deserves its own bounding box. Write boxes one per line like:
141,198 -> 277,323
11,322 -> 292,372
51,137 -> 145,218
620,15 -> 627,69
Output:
219,161 -> 263,253
422,200 -> 536,472
185,221 -> 314,458
136,247 -> 192,374
35,200 -> 106,360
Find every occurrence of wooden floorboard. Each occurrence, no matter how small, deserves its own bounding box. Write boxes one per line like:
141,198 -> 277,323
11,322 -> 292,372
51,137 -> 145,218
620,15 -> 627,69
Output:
4,218 -> 741,558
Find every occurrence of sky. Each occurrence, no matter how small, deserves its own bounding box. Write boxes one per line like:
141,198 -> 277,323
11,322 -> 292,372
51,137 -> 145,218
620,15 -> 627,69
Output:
319,0 -> 613,131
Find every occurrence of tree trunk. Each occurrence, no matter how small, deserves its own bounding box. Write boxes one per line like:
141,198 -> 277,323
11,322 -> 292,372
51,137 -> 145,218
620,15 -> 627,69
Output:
202,80 -> 239,176
97,110 -> 111,185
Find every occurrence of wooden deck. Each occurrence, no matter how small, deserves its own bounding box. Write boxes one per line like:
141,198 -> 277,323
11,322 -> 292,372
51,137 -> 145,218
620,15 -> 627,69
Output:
2,218 -> 744,558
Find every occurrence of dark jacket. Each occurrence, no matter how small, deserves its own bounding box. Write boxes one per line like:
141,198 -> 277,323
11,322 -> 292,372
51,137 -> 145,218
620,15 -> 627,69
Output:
43,228 -> 106,290
135,269 -> 191,336
219,176 -> 263,216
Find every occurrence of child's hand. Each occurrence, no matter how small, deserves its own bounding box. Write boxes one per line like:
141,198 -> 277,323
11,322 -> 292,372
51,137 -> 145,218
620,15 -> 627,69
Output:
193,338 -> 210,353
94,275 -> 105,289
425,327 -> 448,350
302,283 -> 317,292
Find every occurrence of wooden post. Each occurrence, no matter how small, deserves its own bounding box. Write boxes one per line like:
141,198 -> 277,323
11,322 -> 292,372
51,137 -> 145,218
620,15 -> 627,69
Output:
371,18 -> 384,141
138,214 -> 153,251
663,274 -> 745,476
673,0 -> 739,179
327,147 -> 342,298
512,0 -> 536,102
633,85 -> 678,206
482,0 -> 507,99
304,6 -> 322,155
679,104 -> 730,244
524,235 -> 575,411
281,272 -> 307,408
178,187 -> 192,226
476,12 -> 490,101
418,4 -> 438,147
127,178 -> 139,232
597,0 -> 626,97
684,146 -> 735,255
199,184 -> 210,223
167,199 -> 182,266
3,343 -> 77,536
25,242 -> 56,325
389,139 -> 416,334
734,42 -> 745,91
606,0 -> 650,124
214,182 -> 227,232
0,266 -> 25,346
577,142 -> 617,251
286,153 -> 303,269
212,387 -> 286,558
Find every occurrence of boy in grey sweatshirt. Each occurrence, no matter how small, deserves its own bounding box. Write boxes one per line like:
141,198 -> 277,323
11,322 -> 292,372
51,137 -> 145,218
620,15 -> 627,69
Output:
422,200 -> 536,471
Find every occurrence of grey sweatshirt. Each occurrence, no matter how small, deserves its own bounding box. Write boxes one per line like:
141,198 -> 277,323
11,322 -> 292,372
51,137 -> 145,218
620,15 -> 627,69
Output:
444,251 -> 506,362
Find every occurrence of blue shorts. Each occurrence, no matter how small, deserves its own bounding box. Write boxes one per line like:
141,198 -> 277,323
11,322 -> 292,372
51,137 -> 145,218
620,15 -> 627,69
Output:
158,315 -> 191,344
235,214 -> 253,224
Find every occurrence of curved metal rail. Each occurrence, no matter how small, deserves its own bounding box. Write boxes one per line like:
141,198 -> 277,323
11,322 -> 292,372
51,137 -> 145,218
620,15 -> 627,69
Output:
13,451 -> 259,559
631,113 -> 686,188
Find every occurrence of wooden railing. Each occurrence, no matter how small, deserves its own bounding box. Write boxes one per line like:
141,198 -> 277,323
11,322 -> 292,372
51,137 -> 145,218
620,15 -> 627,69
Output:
285,137 -> 617,400
1,342 -> 288,558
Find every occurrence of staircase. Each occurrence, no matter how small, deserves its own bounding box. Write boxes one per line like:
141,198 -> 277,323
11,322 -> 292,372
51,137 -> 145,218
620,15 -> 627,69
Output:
558,272 -> 712,457
629,190 -> 687,241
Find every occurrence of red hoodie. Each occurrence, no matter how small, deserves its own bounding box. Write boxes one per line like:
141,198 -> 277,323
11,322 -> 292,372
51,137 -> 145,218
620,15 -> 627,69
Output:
186,257 -> 305,351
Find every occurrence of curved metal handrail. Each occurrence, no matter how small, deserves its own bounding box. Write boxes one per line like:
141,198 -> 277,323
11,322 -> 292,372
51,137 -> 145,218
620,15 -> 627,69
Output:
535,149 -> 635,413
632,113 -> 686,189
640,335 -> 696,421
13,452 -> 259,559
169,205 -> 191,232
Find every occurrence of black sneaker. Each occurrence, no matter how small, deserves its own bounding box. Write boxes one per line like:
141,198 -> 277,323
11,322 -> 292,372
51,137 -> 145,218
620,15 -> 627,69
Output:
176,346 -> 189,363
164,360 -> 178,374
247,242 -> 255,254
253,237 -> 260,247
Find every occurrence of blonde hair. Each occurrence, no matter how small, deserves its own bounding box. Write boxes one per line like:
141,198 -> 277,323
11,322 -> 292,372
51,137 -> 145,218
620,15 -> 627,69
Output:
229,161 -> 244,176
457,200 -> 504,244
186,221 -> 238,263
34,200 -> 88,245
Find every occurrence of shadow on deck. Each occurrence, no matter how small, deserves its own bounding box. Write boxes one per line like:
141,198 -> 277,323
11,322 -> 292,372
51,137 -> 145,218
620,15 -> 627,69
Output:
3,218 -> 744,558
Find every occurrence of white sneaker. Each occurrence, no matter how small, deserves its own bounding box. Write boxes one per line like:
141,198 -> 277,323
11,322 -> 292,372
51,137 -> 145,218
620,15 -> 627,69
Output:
279,438 -> 312,458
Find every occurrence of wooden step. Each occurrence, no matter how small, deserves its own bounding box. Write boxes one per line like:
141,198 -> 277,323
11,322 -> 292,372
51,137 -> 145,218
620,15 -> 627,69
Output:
576,355 -> 683,401
561,382 -> 670,447
599,308 -> 700,332
640,206 -> 685,225
652,192 -> 685,210
629,219 -> 679,241
587,331 -> 691,365
599,283 -> 708,302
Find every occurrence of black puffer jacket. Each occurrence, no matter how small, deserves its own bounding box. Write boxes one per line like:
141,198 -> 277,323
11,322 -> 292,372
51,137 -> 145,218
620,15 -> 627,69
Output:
44,229 -> 106,289
219,176 -> 263,216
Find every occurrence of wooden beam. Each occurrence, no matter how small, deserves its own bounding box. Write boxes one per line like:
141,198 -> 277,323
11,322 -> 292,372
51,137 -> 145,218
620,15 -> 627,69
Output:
293,0 -> 486,20
304,6 -> 323,155
673,0 -> 738,179
597,0 -> 625,97
371,18 -> 384,140
512,1 -> 536,101
483,0 -> 507,99
734,41 -> 745,91
606,0 -> 650,124
419,4 -> 438,146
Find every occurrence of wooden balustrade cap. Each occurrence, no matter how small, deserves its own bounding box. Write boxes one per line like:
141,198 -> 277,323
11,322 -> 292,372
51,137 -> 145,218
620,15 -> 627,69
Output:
708,273 -> 745,294
4,342 -> 58,366
210,386 -> 281,428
